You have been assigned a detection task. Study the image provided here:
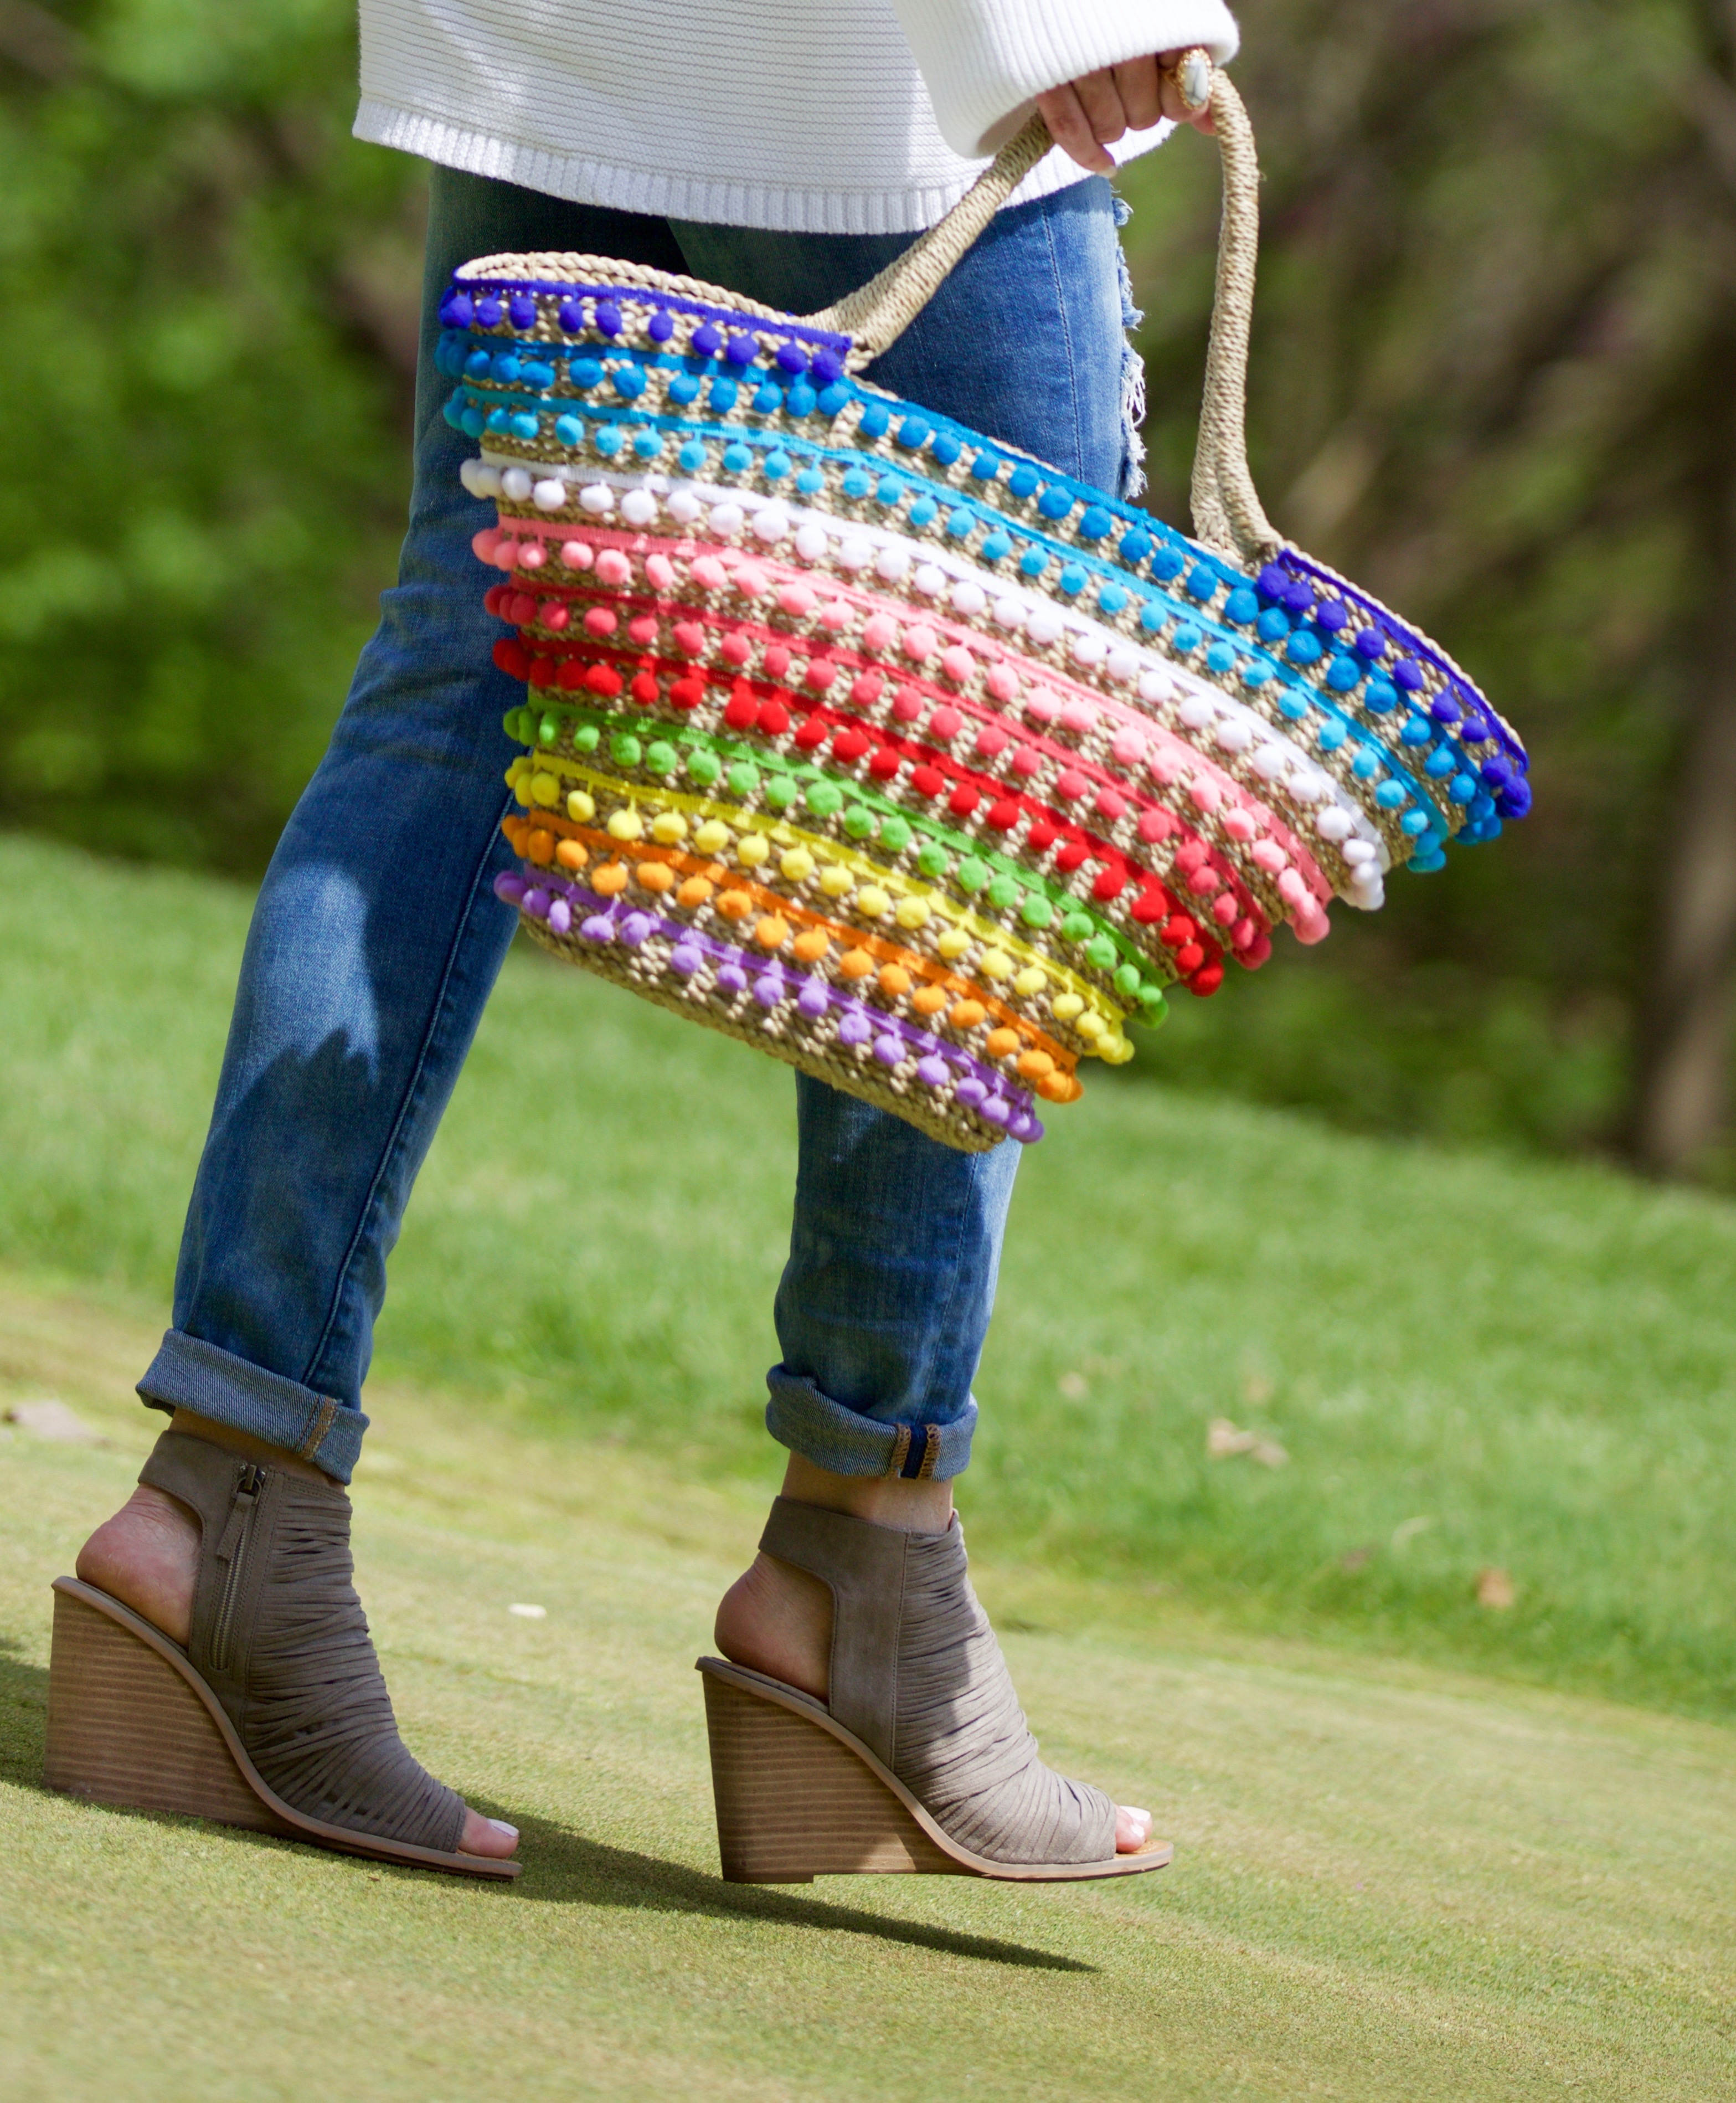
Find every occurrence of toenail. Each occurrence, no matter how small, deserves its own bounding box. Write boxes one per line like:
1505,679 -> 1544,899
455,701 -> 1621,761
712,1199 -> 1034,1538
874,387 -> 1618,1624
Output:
488,1819 -> 518,1838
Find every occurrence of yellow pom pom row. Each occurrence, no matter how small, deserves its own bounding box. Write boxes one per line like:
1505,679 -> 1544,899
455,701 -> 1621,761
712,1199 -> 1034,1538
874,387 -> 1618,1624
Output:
499,809 -> 1086,1091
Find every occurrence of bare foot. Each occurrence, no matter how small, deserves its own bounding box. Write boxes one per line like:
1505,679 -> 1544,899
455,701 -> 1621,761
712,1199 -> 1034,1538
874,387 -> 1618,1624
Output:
715,1458 -> 1154,1854
78,1484 -> 200,1646
75,1423 -> 516,1862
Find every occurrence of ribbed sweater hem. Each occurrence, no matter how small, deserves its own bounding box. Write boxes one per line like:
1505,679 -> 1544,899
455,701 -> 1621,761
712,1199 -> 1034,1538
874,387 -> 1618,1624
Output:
354,99 -> 1169,235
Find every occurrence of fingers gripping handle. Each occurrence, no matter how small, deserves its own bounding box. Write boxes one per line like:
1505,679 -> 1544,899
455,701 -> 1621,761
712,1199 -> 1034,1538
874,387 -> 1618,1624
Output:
800,54 -> 1281,568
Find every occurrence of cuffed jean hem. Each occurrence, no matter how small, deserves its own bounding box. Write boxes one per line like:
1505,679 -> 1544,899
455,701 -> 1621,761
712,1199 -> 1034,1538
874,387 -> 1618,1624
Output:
137,1332 -> 369,1484
764,1366 -> 977,1481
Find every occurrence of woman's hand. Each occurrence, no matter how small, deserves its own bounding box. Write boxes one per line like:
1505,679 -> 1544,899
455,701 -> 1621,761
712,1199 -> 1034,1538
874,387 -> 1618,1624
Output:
1036,50 -> 1215,172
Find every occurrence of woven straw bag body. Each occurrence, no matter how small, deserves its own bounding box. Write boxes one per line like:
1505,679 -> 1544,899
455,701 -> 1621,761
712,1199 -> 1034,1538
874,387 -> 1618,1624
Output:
440,62 -> 1529,1152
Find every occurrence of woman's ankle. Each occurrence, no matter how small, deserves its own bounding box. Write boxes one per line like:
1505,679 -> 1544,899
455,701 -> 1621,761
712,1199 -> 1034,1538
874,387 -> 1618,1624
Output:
779,1452 -> 954,1534
168,1408 -> 339,1487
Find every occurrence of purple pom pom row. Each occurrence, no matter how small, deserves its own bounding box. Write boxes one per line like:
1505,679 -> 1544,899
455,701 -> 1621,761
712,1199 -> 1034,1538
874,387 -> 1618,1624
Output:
441,279 -> 851,374
499,868 -> 1042,1142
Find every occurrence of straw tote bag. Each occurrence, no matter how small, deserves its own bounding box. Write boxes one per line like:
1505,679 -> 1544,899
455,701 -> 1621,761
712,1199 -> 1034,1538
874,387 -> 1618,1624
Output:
439,54 -> 1529,1151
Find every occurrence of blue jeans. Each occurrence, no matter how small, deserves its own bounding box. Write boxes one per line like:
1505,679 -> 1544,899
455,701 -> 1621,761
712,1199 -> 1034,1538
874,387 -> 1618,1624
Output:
137,166 -> 1134,1485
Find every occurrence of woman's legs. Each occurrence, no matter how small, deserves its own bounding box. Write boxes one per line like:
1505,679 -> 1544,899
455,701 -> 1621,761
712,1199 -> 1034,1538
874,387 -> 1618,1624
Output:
132,176 -> 694,1478
80,163 -> 1146,1859
673,181 -> 1131,1487
76,172 -> 699,1860
675,193 -> 1155,1850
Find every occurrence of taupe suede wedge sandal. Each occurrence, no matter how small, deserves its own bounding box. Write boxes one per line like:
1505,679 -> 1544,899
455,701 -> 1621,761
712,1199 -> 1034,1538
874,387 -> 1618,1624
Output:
698,1497 -> 1172,1884
45,1428 -> 519,1880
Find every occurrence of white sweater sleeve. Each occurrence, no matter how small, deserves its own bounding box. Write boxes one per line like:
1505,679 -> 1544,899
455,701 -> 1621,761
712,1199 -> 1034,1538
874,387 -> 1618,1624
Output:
890,0 -> 1240,156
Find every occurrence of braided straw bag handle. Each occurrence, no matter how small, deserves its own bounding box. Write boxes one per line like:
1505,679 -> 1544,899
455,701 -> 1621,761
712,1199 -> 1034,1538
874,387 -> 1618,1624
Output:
802,55 -> 1280,567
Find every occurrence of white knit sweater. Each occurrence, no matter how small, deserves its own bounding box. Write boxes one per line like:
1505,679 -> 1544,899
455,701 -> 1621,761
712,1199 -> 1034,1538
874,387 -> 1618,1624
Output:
355,0 -> 1240,235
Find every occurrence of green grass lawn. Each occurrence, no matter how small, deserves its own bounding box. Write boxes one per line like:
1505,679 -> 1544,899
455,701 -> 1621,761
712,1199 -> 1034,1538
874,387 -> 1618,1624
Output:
3,1276 -> 1733,2102
3,835 -> 1734,1719
6,836 -> 1736,2097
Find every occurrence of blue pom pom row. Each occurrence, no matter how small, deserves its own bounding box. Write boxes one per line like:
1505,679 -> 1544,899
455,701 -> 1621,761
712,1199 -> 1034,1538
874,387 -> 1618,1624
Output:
483,335 -> 1516,820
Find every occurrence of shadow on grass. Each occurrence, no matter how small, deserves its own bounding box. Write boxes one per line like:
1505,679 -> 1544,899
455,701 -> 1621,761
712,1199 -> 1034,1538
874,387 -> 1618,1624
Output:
496,1807 -> 1095,1971
0,1645 -> 48,1787
0,1647 -> 1089,1973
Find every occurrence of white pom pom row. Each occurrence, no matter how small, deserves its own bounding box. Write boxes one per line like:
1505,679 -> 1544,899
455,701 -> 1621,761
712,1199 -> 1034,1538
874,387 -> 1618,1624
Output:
473,462 -> 1391,860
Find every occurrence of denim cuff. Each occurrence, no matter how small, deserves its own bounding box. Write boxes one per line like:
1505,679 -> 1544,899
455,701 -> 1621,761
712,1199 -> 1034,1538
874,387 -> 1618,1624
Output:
764,1366 -> 976,1480
137,1331 -> 368,1484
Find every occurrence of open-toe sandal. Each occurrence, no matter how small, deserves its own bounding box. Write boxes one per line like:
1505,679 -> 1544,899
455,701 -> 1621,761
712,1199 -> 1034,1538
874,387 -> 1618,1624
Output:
46,1428 -> 518,1880
698,1497 -> 1171,1884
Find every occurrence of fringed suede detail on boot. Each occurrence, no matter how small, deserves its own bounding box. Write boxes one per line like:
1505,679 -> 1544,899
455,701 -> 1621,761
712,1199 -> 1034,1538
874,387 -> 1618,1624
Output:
759,1497 -> 1115,1867
892,1524 -> 1113,1864
140,1429 -> 465,1856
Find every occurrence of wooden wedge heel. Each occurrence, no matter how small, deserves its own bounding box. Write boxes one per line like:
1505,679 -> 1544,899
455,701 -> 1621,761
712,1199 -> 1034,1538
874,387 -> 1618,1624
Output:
699,1656 -> 1171,1883
46,1428 -> 519,1880
699,1498 -> 1173,1884
45,1577 -> 516,1877
48,1578 -> 294,1838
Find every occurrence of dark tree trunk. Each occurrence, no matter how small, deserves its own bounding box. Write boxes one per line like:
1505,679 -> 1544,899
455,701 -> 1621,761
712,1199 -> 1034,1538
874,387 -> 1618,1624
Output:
1630,349 -> 1736,1176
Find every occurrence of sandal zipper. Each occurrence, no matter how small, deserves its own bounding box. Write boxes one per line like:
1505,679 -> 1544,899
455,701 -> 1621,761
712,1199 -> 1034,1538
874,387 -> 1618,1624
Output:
210,1462 -> 265,1674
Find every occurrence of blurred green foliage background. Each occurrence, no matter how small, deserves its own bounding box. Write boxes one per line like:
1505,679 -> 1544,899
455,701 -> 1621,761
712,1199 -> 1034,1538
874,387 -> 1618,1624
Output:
2,0 -> 1733,1174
